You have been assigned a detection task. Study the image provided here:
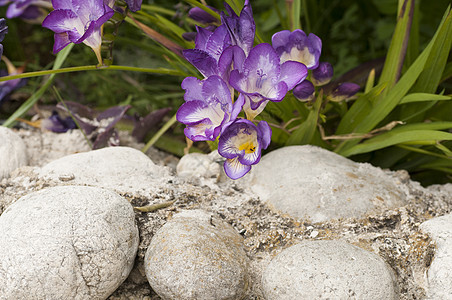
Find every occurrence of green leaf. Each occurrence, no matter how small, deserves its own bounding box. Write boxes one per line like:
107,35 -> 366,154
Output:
285,92 -> 322,145
341,130 -> 452,157
399,93 -> 451,104
3,44 -> 74,128
378,0 -> 414,89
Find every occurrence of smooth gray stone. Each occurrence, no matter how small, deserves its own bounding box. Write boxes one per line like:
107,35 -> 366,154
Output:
0,186 -> 139,300
262,240 -> 398,299
249,145 -> 407,222
144,209 -> 249,300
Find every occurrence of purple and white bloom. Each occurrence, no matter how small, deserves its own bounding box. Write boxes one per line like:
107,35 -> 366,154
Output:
0,0 -> 51,20
42,0 -> 114,64
311,62 -> 333,86
218,119 -> 271,179
272,29 -> 322,69
41,111 -> 76,133
328,82 -> 360,102
293,80 -> 315,102
229,43 -> 308,119
221,0 -> 255,55
176,75 -> 244,141
183,24 -> 232,78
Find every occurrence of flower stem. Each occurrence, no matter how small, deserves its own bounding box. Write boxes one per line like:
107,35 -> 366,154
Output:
0,65 -> 185,82
142,113 -> 177,153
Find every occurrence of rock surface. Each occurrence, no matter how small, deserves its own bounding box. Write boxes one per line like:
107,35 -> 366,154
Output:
176,151 -> 222,179
421,213 -> 452,299
0,185 -> 139,299
0,126 -> 28,180
144,209 -> 249,300
39,146 -> 172,196
262,240 -> 399,299
249,145 -> 407,222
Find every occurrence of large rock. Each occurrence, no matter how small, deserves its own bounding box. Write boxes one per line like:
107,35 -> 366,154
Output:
262,240 -> 398,299
144,209 -> 249,299
39,146 -> 172,195
0,186 -> 139,299
249,145 -> 407,222
0,127 -> 28,180
421,213 -> 452,299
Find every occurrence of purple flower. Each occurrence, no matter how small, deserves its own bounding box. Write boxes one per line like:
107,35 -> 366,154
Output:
229,43 -> 307,119
41,111 -> 76,133
125,0 -> 141,12
183,25 -> 232,77
221,0 -> 255,55
293,80 -> 315,102
189,6 -> 219,24
272,29 -> 322,69
1,0 -> 51,19
42,0 -> 114,64
0,18 -> 7,60
328,82 -> 361,102
176,75 -> 244,141
311,62 -> 333,86
218,119 -> 271,179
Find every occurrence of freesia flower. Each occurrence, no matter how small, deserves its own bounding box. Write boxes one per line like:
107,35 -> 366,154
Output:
229,43 -> 307,119
42,0 -> 114,64
183,25 -> 232,78
221,0 -> 255,55
311,62 -> 333,86
328,82 -> 360,102
218,119 -> 271,179
272,29 -> 322,69
125,0 -> 141,12
0,18 -> 7,60
176,75 -> 244,141
0,0 -> 51,20
188,6 -> 219,24
41,111 -> 76,133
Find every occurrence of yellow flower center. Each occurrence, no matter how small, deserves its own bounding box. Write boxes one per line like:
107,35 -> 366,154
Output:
238,141 -> 256,154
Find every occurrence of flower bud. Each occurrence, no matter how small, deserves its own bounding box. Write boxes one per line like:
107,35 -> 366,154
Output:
311,62 -> 333,86
189,7 -> 218,24
328,82 -> 360,102
293,80 -> 315,102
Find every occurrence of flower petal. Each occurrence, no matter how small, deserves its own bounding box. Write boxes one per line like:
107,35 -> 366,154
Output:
183,49 -> 218,77
280,60 -> 308,90
42,9 -> 78,33
223,157 -> 251,180
181,77 -> 203,102
53,32 -> 72,53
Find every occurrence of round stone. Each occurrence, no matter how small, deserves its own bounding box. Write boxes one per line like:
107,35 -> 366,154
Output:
0,186 -> 139,299
249,145 -> 407,222
144,209 -> 249,299
262,240 -> 398,299
421,213 -> 452,299
39,146 -> 171,195
0,127 -> 28,180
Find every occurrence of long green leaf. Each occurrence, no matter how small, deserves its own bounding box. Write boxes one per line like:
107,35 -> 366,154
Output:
286,92 -> 322,145
399,93 -> 451,104
336,6 -> 451,154
378,0 -> 414,89
341,130 -> 452,157
3,44 -> 74,128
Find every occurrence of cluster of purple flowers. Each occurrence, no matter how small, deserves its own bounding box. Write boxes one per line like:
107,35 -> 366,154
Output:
177,1 -> 304,179
178,1 -> 361,180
